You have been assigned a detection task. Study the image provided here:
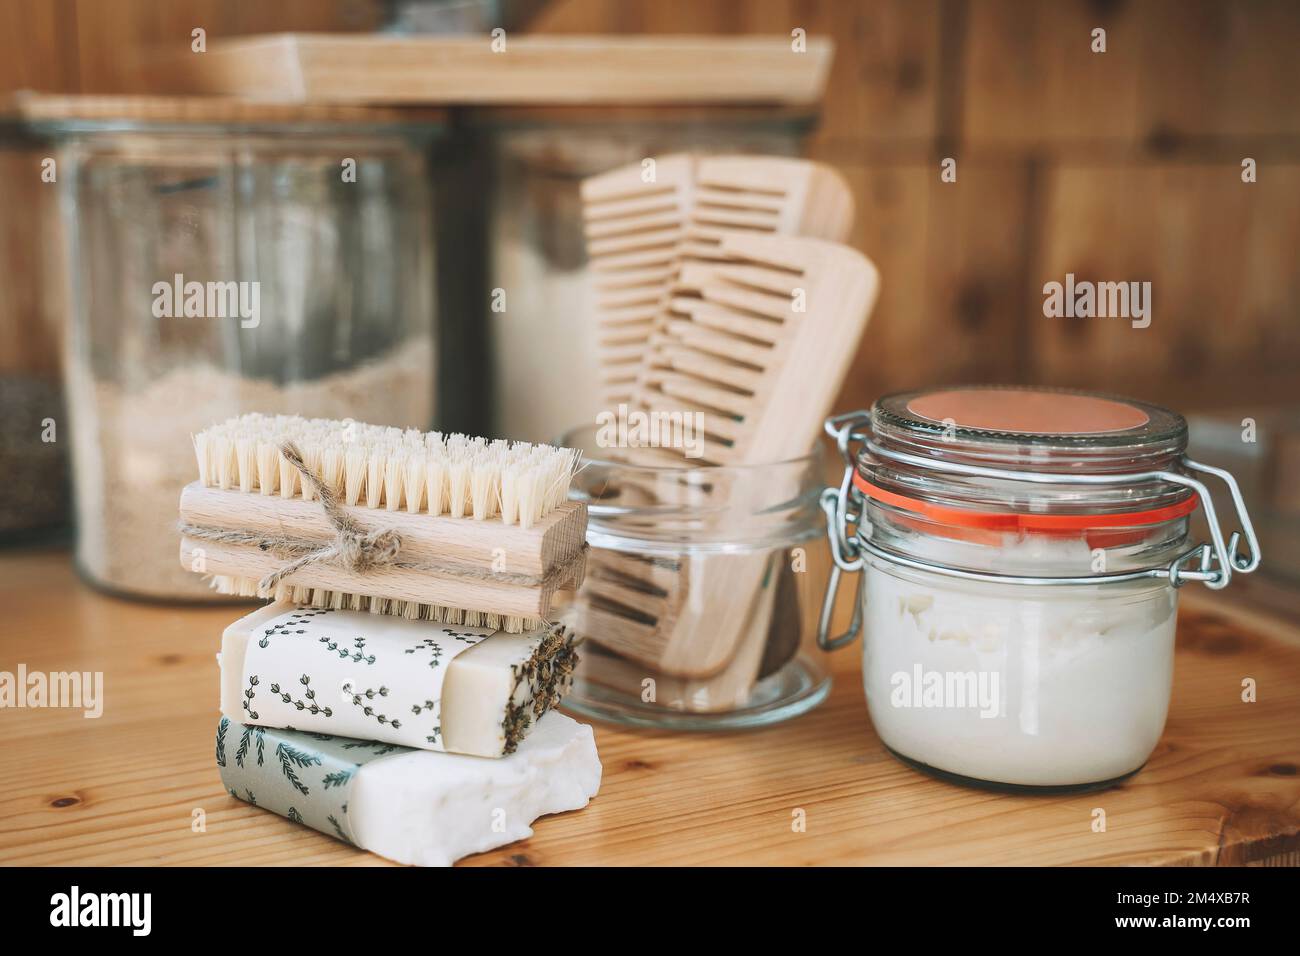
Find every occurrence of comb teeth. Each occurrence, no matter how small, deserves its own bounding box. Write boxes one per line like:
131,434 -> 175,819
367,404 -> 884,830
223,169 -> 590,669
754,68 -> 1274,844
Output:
581,155 -> 854,410
581,154 -> 695,406
191,414 -> 581,529
210,575 -> 536,634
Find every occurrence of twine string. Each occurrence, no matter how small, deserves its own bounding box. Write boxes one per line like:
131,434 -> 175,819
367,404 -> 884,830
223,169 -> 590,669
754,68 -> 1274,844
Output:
257,441 -> 403,595
180,440 -> 402,597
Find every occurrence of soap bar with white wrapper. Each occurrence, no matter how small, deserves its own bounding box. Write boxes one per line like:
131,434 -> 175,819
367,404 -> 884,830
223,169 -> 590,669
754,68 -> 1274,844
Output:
220,602 -> 578,757
216,712 -> 601,866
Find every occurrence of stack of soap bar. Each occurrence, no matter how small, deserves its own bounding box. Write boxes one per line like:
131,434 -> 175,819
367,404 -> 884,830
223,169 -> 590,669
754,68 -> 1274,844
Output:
220,602 -> 579,757
189,415 -> 602,863
216,711 -> 601,867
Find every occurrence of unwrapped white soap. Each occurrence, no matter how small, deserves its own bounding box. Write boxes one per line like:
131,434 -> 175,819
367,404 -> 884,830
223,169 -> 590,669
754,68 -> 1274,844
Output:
216,712 -> 601,866
219,602 -> 577,757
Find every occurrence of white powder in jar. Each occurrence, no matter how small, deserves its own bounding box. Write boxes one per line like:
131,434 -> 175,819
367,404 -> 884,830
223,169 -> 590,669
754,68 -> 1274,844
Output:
67,338 -> 435,600
861,537 -> 1178,787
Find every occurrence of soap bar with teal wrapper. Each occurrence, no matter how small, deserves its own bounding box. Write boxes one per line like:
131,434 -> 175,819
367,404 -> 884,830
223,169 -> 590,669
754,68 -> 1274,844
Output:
216,711 -> 601,866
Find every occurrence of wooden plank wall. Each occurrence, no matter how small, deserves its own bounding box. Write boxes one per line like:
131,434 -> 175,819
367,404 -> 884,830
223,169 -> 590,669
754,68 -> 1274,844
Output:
530,0 -> 1300,416
1,0 -> 1296,415
0,0 -> 376,94
0,0 -> 376,379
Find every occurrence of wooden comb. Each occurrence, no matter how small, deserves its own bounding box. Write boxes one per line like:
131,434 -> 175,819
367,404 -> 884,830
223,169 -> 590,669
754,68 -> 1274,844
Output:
680,154 -> 856,261
581,153 -> 694,407
575,550 -> 782,712
638,233 -> 878,464
581,155 -> 854,408
575,234 -> 878,678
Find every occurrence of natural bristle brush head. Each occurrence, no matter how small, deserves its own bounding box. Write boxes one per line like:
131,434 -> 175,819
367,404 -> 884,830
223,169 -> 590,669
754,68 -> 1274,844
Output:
181,414 -> 589,631
191,413 -> 580,529
208,576 -> 539,633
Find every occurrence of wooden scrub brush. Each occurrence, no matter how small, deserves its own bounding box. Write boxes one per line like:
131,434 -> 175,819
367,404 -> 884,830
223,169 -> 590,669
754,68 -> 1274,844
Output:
178,414 -> 588,632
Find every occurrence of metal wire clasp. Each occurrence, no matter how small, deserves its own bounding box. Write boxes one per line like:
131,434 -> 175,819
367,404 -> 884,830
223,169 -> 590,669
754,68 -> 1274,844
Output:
817,412 -> 871,650
1162,458 -> 1262,589
814,413 -> 1263,651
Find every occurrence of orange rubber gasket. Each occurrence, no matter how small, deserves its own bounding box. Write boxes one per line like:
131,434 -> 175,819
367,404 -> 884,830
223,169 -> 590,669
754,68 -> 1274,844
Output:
854,472 -> 1198,532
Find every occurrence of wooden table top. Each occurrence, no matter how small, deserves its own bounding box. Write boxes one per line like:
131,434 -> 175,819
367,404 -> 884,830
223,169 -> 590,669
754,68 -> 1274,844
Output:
2,547 -> 1298,867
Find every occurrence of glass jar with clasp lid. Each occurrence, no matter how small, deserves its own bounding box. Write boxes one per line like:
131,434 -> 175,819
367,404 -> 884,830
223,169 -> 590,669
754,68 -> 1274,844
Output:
818,386 -> 1261,792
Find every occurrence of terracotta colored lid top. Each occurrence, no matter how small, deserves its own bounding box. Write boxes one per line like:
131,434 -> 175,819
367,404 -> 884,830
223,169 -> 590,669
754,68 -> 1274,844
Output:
906,387 -> 1150,436
865,386 -> 1192,515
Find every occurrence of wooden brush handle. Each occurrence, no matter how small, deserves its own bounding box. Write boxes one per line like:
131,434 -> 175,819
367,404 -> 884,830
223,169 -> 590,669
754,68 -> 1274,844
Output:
179,482 -> 586,579
181,539 -> 586,619
178,482 -> 588,617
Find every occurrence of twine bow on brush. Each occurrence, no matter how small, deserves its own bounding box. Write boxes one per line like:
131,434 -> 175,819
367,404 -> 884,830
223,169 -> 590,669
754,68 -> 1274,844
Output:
182,440 -> 404,597
256,441 -> 403,595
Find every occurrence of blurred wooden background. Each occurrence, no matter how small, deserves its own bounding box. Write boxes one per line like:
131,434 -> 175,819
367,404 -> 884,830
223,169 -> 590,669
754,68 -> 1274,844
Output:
526,0 -> 1300,416
2,0 -> 1297,417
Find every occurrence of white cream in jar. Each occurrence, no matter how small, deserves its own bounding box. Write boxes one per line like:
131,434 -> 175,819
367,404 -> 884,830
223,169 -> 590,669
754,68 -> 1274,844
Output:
863,546 -> 1176,787
820,388 -> 1259,790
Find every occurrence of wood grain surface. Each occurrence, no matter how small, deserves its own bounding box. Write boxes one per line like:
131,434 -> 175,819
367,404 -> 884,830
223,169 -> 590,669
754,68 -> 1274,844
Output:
170,34 -> 835,105
2,0 -> 1299,417
0,91 -> 444,125
1,547 -> 1297,866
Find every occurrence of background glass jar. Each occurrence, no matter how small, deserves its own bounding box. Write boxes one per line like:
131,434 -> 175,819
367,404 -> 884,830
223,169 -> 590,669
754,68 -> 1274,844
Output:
478,109 -> 816,443
820,388 -> 1260,791
47,119 -> 437,600
556,424 -> 832,729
